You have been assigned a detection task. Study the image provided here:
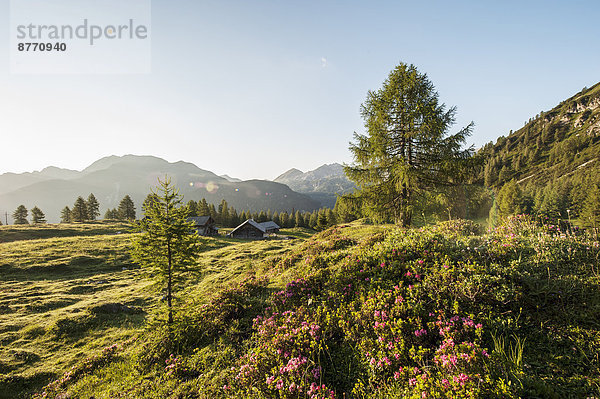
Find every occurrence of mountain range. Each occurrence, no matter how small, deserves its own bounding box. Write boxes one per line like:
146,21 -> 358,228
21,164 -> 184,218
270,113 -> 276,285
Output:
274,163 -> 356,208
0,155 -> 335,224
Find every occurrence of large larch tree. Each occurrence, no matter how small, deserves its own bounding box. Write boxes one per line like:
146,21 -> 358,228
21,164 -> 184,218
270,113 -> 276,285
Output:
345,63 -> 474,226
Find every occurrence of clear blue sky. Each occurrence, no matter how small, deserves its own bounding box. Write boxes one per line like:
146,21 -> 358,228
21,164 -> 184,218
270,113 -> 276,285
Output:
1,0 -> 599,180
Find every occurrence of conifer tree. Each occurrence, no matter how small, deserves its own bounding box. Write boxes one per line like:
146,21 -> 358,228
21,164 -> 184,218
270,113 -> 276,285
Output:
294,211 -> 303,228
280,212 -> 289,228
61,206 -> 72,223
130,177 -> 201,324
326,209 -> 336,227
272,212 -> 280,226
187,200 -> 198,217
198,198 -> 210,216
86,193 -> 100,221
143,194 -> 160,214
581,185 -> 600,230
209,204 -> 217,221
257,210 -> 267,223
31,206 -> 46,224
304,212 -> 312,227
317,209 -> 328,230
538,184 -> 568,219
230,209 -> 240,227
104,209 -> 114,220
72,197 -> 88,222
219,200 -> 230,226
334,196 -> 361,223
118,195 -> 136,220
309,211 -> 318,230
346,63 -> 474,226
12,205 -> 28,225
496,180 -> 523,218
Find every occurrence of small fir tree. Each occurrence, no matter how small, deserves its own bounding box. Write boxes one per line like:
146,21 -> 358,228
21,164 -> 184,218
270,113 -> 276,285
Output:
61,206 -> 72,223
13,205 -> 28,224
118,195 -> 136,220
130,177 -> 201,324
71,197 -> 88,222
31,206 -> 46,224
86,193 -> 100,221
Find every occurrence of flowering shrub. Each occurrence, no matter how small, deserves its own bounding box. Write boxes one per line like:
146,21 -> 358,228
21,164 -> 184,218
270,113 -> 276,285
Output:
223,225 -> 518,398
230,307 -> 336,398
164,353 -> 188,377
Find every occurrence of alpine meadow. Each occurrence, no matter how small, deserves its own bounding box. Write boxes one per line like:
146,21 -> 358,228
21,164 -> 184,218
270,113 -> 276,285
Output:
2,4 -> 600,398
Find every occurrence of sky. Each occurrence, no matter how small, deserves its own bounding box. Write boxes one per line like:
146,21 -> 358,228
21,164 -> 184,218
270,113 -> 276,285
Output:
1,0 -> 599,180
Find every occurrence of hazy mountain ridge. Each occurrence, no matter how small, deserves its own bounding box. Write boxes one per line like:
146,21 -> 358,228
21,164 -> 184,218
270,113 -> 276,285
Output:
220,174 -> 242,182
274,163 -> 356,208
0,155 -> 320,223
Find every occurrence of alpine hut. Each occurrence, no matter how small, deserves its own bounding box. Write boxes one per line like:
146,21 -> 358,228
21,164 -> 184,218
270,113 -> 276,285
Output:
228,219 -> 280,239
187,216 -> 218,236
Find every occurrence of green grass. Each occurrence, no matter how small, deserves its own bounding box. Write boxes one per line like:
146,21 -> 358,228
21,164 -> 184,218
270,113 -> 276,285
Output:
0,223 -> 314,398
0,222 -> 131,244
0,226 -> 150,399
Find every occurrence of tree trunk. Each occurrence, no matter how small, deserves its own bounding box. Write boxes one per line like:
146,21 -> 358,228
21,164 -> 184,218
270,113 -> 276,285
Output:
396,186 -> 412,227
167,240 -> 173,324
398,208 -> 412,227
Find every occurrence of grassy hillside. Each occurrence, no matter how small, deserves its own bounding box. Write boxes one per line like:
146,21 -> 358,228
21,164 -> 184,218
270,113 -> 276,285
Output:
0,222 -> 131,244
480,81 -> 600,189
0,223 -> 314,398
476,82 -> 600,224
16,219 -> 600,398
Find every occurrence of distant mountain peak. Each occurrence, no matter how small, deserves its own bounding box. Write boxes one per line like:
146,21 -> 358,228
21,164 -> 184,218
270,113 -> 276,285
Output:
274,168 -> 304,181
220,174 -> 242,182
36,166 -> 80,180
82,154 -> 169,174
273,163 -> 355,208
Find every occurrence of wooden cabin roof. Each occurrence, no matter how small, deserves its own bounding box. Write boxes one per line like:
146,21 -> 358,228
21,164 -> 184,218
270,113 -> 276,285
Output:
259,221 -> 280,230
229,219 -> 266,235
187,216 -> 214,227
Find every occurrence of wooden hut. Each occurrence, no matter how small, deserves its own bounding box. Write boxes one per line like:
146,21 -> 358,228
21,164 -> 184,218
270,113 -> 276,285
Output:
228,219 -> 282,239
228,219 -> 266,239
259,221 -> 280,234
188,216 -> 218,236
